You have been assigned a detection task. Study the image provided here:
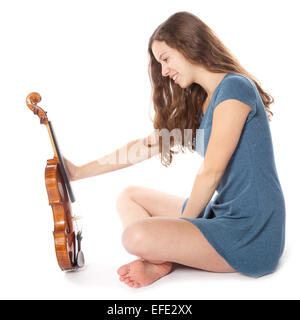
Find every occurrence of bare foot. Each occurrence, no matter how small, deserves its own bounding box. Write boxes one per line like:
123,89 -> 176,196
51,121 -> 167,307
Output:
117,259 -> 173,288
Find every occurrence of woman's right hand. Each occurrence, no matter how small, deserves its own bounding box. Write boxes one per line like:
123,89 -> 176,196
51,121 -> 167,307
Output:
63,157 -> 80,181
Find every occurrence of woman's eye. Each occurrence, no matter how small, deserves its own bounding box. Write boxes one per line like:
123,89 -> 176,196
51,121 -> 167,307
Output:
163,58 -> 168,63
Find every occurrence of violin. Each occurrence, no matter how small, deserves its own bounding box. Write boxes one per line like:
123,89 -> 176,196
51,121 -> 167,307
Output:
26,92 -> 85,271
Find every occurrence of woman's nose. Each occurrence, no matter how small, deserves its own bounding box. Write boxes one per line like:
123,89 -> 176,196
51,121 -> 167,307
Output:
162,66 -> 170,77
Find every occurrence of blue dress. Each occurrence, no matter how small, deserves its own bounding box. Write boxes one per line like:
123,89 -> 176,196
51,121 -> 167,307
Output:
180,73 -> 285,277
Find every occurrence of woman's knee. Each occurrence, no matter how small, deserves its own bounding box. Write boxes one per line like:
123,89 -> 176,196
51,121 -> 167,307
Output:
116,185 -> 139,212
121,221 -> 149,255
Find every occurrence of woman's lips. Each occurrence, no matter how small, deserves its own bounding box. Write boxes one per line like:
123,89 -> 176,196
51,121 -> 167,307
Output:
171,73 -> 179,83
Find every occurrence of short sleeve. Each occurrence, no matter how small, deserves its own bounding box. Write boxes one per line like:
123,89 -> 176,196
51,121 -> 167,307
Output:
214,75 -> 257,123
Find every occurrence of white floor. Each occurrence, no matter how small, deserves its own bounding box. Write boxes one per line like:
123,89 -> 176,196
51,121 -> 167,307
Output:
0,236 -> 297,300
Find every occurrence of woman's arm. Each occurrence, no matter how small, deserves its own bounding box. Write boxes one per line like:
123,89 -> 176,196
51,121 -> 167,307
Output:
181,163 -> 220,219
181,99 -> 251,219
64,132 -> 159,181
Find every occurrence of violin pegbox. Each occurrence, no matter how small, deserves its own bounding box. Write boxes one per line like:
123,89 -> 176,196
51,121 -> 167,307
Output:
26,92 -> 49,125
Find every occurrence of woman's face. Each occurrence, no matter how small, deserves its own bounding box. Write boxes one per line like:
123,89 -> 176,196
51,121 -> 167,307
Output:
151,40 -> 195,88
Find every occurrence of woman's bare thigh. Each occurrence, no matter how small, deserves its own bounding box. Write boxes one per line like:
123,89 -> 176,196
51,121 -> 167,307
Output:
122,217 -> 236,273
121,185 -> 186,218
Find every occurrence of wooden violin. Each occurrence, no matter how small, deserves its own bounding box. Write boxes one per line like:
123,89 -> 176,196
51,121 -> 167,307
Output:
26,92 -> 84,271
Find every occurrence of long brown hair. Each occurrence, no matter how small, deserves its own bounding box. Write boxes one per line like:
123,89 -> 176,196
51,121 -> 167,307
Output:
147,11 -> 274,167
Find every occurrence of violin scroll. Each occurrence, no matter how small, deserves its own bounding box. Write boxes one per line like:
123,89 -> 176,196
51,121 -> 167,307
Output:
27,92 -> 41,104
26,92 -> 48,125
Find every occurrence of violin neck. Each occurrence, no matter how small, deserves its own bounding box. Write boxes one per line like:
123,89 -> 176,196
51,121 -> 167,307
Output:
47,120 -> 76,203
47,121 -> 60,159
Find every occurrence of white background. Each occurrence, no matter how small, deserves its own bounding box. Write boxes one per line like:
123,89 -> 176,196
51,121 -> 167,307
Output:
0,0 -> 299,300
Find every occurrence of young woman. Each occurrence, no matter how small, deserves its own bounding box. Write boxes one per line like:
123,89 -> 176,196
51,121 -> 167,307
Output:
64,11 -> 285,288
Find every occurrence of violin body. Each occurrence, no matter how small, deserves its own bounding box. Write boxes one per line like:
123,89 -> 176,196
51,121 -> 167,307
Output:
45,158 -> 76,270
27,92 -> 84,271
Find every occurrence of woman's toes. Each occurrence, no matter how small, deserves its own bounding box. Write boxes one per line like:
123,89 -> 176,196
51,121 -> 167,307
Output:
117,264 -> 130,276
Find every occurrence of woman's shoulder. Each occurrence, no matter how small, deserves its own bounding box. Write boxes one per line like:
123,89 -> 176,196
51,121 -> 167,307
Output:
211,73 -> 258,119
215,73 -> 257,101
222,73 -> 256,90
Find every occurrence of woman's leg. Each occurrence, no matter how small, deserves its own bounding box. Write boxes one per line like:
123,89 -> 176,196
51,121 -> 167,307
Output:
115,186 -> 236,288
119,217 -> 236,287
116,185 -> 186,228
115,186 -> 186,287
